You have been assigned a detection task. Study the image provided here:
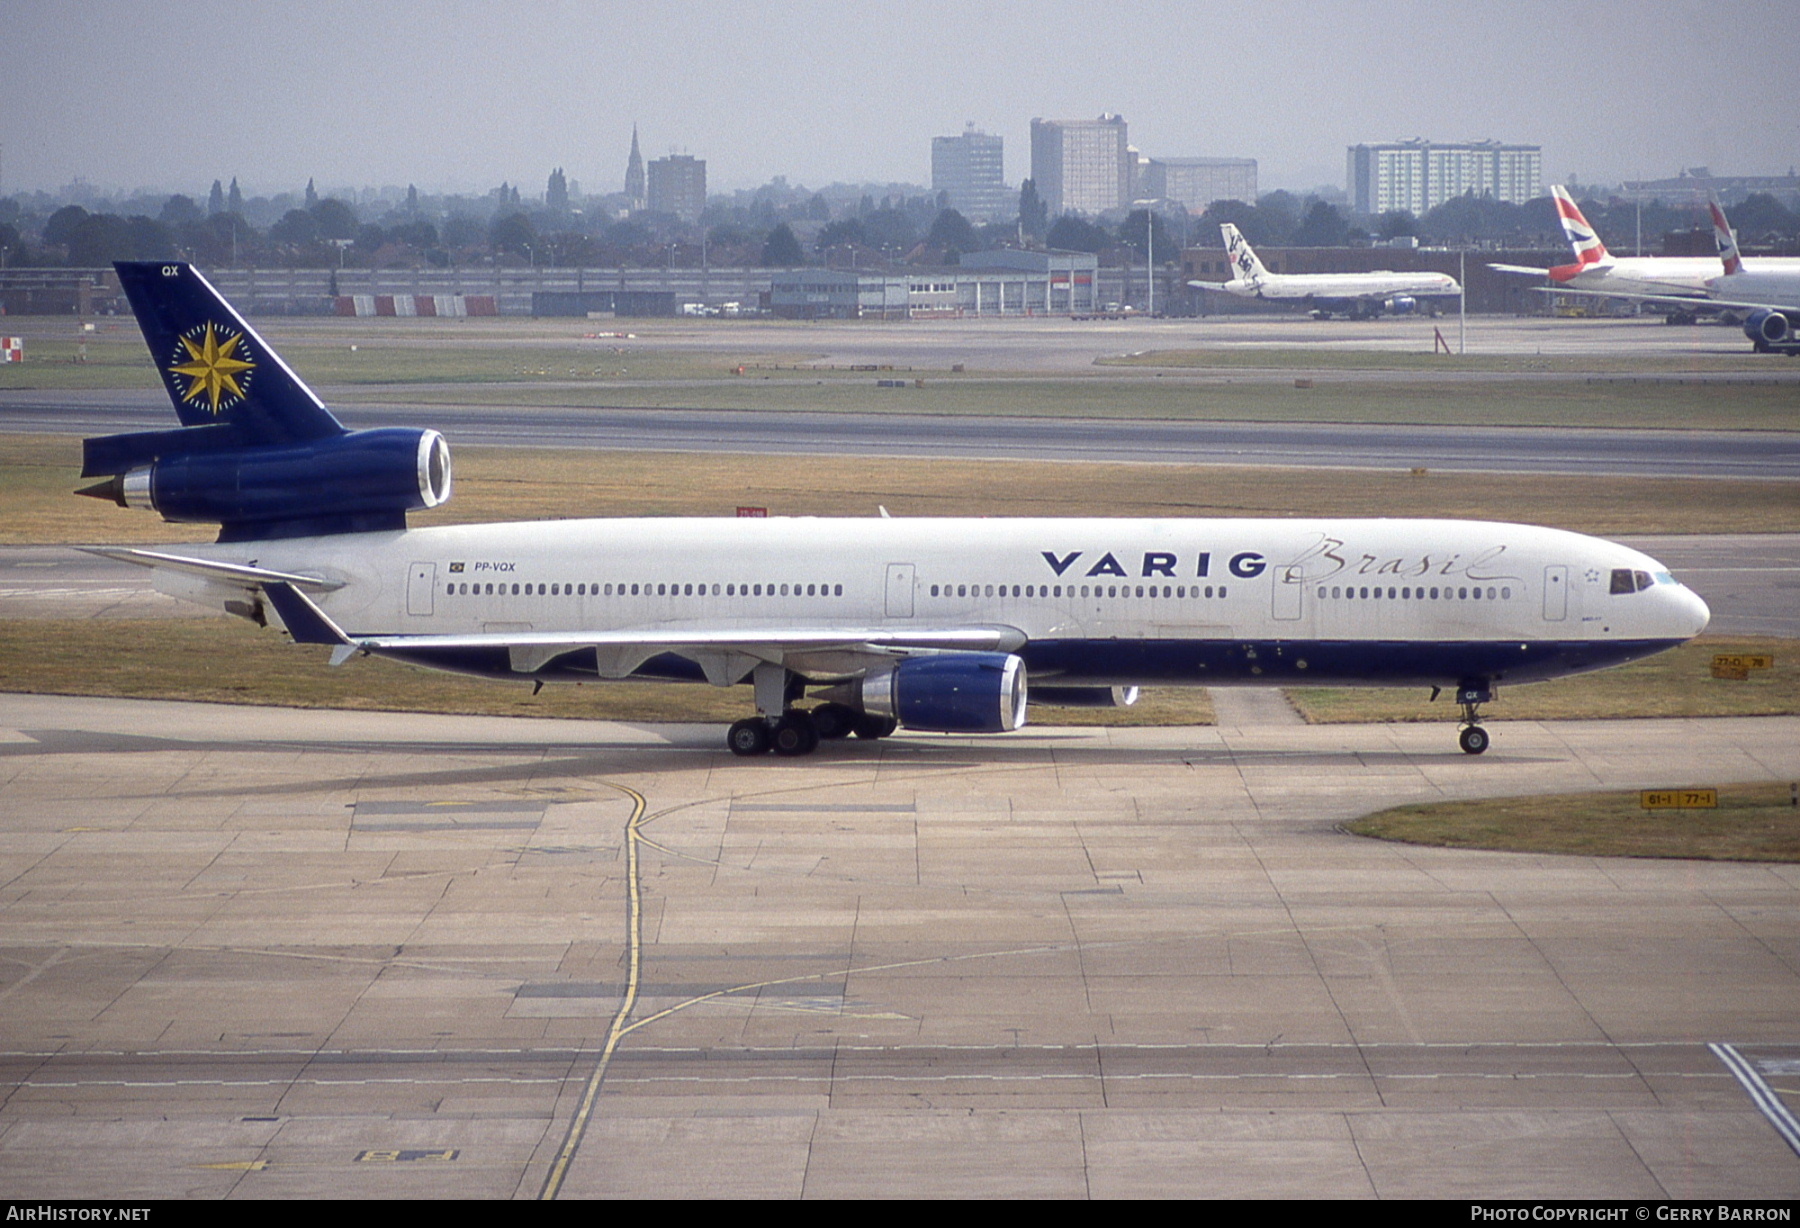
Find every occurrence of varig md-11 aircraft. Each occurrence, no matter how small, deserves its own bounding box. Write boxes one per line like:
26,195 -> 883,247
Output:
80,263 -> 1708,757
1188,223 -> 1461,319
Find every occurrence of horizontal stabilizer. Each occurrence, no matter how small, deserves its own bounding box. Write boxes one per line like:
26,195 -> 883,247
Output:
78,546 -> 344,591
82,423 -> 243,478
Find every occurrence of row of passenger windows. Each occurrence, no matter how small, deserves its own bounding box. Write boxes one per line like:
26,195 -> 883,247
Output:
932,583 -> 1229,599
447,581 -> 845,598
1320,584 -> 1512,601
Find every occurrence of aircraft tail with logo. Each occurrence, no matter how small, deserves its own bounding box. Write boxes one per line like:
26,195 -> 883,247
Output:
1707,194 -> 1743,275
1547,185 -> 1612,281
80,263 -> 450,542
1220,223 -> 1269,287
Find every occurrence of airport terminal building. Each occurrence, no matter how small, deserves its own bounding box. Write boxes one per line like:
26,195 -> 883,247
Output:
770,250 -> 1100,319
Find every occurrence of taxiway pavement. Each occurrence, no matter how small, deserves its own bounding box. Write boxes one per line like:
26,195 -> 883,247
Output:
0,694 -> 1795,1199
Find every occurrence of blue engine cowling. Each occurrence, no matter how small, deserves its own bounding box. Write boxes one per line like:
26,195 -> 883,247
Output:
114,428 -> 452,540
1746,308 -> 1794,349
1384,296 -> 1418,315
859,653 -> 1028,733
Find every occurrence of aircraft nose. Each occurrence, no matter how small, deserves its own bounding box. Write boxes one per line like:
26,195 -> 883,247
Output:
1674,585 -> 1710,639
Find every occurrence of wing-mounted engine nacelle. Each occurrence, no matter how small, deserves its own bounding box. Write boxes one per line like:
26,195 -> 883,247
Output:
83,428 -> 452,539
1384,296 -> 1418,315
1745,308 -> 1794,350
827,652 -> 1028,733
1031,685 -> 1139,709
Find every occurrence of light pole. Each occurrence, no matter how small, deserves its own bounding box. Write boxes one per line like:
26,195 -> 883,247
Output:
1146,211 -> 1155,317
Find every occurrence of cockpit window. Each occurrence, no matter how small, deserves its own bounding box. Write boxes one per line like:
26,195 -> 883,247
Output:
1610,568 -> 1653,594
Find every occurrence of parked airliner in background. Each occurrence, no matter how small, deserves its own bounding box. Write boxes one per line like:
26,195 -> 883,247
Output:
1495,189 -> 1800,353
1491,185 -> 1800,332
78,263 -> 1708,757
1188,224 -> 1461,319
1694,197 -> 1800,355
1489,185 -> 1721,316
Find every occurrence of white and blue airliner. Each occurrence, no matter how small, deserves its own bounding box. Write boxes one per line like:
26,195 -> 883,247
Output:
79,263 -> 1710,757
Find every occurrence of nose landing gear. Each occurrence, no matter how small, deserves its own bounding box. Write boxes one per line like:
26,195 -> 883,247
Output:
1455,683 -> 1492,755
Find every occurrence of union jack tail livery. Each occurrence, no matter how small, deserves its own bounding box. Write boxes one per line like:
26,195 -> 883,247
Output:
1708,195 -> 1743,275
1548,185 -> 1611,282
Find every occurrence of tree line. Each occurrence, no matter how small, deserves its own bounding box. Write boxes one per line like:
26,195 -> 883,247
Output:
4,174 -> 1792,272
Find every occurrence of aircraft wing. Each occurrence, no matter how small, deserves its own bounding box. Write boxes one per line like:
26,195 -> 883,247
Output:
262,582 -> 1027,683
1529,285 -> 1740,307
1187,280 -> 1233,292
1488,263 -> 1555,277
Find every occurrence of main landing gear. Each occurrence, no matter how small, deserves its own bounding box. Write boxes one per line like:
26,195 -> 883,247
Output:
725,664 -> 895,758
725,707 -> 896,758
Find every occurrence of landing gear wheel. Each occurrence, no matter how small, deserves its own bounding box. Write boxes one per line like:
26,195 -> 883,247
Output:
851,714 -> 898,740
727,717 -> 771,757
771,713 -> 821,757
810,703 -> 857,741
1458,725 -> 1489,755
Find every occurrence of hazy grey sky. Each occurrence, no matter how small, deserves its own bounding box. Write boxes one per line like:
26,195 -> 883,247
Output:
5,0 -> 1796,199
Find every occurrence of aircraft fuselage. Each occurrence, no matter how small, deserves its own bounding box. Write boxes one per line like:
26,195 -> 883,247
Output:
161,515 -> 1708,694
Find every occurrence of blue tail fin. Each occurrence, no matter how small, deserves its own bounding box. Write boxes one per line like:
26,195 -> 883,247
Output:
80,263 -> 451,542
115,261 -> 344,445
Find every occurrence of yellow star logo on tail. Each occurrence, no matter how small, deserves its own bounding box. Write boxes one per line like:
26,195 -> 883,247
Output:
169,322 -> 254,414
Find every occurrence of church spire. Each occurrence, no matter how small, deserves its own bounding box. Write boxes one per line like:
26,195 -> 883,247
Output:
624,125 -> 646,212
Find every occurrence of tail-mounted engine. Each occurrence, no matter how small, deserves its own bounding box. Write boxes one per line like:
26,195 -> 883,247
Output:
80,427 -> 451,542
83,261 -> 454,542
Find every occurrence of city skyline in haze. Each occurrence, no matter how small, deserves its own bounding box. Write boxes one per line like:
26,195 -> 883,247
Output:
3,0 -> 1794,202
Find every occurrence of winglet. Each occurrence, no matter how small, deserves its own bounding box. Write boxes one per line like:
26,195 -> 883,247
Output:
263,581 -> 352,649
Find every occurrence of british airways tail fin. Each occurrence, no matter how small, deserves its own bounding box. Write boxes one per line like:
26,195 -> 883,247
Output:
1707,194 -> 1743,275
1550,186 -> 1611,268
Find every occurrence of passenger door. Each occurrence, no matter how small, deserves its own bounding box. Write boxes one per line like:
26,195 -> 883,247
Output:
1542,565 -> 1567,621
885,564 -> 915,618
407,562 -> 437,617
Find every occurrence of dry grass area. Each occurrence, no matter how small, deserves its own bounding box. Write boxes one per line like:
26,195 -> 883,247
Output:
1345,780 -> 1800,862
347,371 -> 1800,431
9,435 -> 1785,547
0,616 -> 1212,726
3,435 -> 1789,727
1099,347 -> 1777,374
1288,636 -> 1800,723
1,625 -> 1788,730
7,321 -> 1795,429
